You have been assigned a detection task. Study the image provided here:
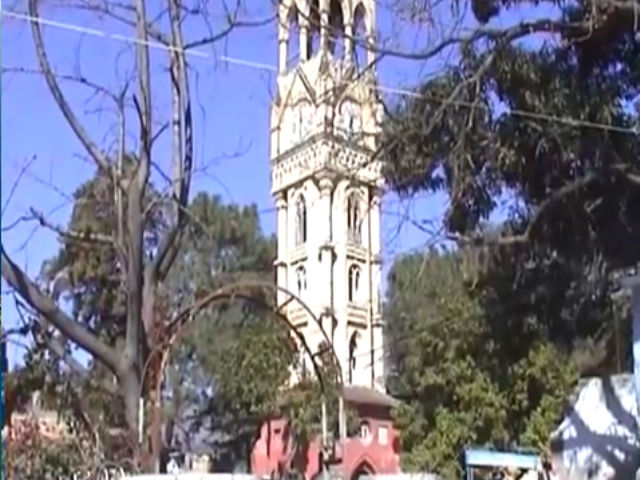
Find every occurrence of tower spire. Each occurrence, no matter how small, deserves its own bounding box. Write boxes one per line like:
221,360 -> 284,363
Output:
277,0 -> 376,74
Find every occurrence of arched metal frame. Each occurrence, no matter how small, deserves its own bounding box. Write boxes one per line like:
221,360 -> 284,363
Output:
135,281 -> 348,476
138,280 -> 346,454
163,280 -> 344,388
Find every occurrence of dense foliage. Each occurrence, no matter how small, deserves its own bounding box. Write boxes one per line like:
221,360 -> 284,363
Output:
383,0 -> 639,357
4,420 -> 85,480
383,3 -> 638,472
386,250 -> 580,477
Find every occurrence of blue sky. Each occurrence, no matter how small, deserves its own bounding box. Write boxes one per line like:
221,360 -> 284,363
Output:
0,1 -> 557,367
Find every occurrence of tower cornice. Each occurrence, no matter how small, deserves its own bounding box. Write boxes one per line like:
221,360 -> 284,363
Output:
270,136 -> 381,194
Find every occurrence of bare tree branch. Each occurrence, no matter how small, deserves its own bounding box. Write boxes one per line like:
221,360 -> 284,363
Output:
1,156 -> 37,218
450,171 -> 601,247
60,0 -> 170,44
28,207 -> 116,245
1,247 -> 120,372
28,0 -> 111,172
184,14 -> 277,50
148,0 -> 194,284
2,66 -> 120,104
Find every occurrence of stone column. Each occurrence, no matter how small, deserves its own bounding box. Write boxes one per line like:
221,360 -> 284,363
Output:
366,4 -> 376,72
370,186 -> 381,256
319,0 -> 330,53
275,192 -> 288,306
300,23 -> 309,61
370,188 -> 382,314
318,176 -> 334,313
370,187 -> 384,390
372,316 -> 385,391
279,36 -> 288,73
344,23 -> 354,65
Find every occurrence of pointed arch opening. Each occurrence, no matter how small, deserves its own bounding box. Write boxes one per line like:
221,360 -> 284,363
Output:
347,191 -> 362,244
351,458 -> 375,480
348,331 -> 360,384
286,5 -> 301,70
348,264 -> 361,303
353,3 -> 367,70
295,265 -> 307,297
295,193 -> 307,245
307,0 -> 321,58
328,0 -> 345,59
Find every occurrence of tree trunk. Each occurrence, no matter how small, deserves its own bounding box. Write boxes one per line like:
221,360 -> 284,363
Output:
121,369 -> 142,466
148,365 -> 164,473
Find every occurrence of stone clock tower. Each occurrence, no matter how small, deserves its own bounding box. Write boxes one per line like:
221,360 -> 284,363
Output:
270,0 -> 385,392
252,2 -> 401,478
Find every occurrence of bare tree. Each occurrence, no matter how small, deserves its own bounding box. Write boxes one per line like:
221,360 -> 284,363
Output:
1,0 -> 274,470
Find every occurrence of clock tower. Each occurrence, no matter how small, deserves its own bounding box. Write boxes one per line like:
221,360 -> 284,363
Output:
251,2 -> 401,478
270,0 -> 385,392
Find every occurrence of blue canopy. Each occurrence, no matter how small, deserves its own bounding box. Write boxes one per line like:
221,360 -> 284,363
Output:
464,448 -> 540,470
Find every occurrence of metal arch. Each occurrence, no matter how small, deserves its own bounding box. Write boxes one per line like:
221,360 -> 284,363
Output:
167,279 -> 344,388
136,279 -> 348,459
161,291 -> 328,394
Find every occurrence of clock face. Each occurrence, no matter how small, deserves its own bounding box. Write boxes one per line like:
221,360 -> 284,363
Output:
280,102 -> 314,152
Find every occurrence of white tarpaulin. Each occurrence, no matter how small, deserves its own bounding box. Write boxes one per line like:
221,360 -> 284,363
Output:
550,374 -> 640,479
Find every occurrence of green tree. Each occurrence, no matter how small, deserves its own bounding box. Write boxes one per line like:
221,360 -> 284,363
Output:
382,9 -> 640,472
382,0 -> 638,406
161,192 -> 295,471
386,250 -> 579,477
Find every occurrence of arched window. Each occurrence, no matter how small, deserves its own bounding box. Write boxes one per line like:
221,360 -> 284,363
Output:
348,331 -> 359,384
353,3 -> 367,69
295,194 -> 307,245
329,0 -> 345,59
347,192 -> 362,244
348,264 -> 361,303
296,265 -> 307,297
287,6 -> 300,70
307,0 -> 321,58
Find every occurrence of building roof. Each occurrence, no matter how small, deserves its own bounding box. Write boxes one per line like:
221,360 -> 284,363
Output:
342,386 -> 398,408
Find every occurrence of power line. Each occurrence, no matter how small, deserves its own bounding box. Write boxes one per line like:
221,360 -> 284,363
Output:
1,9 -> 277,71
377,86 -> 638,135
2,9 -> 638,136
